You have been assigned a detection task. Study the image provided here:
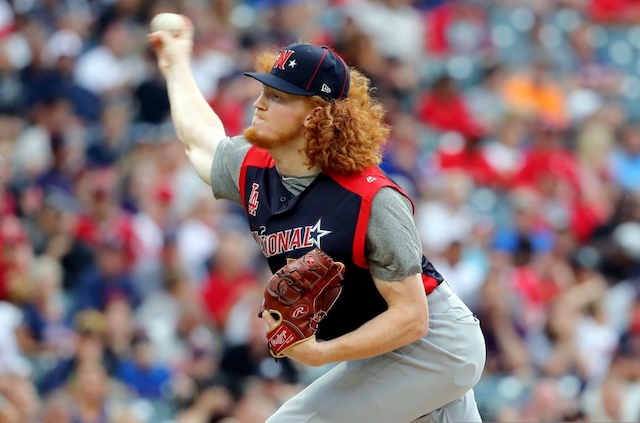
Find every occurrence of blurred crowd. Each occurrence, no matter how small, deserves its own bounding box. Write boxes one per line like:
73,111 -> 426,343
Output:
0,0 -> 640,422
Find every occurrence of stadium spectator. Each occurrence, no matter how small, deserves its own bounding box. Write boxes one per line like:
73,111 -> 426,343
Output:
609,123 -> 640,193
1,1 -> 640,420
117,330 -> 172,399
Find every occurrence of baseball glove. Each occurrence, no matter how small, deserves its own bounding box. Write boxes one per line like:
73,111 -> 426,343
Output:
259,248 -> 345,358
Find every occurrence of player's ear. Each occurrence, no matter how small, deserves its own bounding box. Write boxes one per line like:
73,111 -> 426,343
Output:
303,106 -> 323,127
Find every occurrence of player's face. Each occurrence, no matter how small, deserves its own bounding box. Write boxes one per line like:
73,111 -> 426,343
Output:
244,85 -> 314,150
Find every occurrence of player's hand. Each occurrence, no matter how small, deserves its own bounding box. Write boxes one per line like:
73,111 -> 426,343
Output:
147,15 -> 194,77
261,310 -> 325,367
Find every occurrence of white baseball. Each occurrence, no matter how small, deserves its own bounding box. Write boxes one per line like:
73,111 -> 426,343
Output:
149,13 -> 185,34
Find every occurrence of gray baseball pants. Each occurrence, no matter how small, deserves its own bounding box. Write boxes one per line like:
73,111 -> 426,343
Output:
266,281 -> 487,423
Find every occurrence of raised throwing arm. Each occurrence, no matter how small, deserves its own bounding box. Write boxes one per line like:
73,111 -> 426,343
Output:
148,15 -> 227,185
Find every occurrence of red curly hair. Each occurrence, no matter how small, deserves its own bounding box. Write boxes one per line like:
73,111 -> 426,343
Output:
254,51 -> 390,174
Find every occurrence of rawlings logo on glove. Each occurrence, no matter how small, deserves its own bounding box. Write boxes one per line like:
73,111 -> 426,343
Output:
259,248 -> 345,358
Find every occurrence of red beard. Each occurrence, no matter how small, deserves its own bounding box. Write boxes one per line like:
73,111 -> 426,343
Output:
243,123 -> 304,151
243,126 -> 278,150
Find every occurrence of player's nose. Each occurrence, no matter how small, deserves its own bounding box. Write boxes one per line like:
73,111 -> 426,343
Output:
253,93 -> 267,110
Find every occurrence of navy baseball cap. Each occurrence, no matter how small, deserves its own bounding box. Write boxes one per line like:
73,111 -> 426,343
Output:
245,43 -> 350,101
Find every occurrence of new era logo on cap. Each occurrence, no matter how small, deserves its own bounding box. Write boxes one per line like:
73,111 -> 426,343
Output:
244,43 -> 350,101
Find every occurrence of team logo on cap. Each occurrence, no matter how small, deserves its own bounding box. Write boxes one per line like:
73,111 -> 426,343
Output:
273,50 -> 295,71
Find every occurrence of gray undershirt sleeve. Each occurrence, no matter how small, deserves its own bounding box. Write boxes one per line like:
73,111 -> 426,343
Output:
366,188 -> 423,281
210,136 -> 251,205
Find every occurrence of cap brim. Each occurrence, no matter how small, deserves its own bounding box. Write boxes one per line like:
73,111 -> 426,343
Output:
244,72 -> 313,97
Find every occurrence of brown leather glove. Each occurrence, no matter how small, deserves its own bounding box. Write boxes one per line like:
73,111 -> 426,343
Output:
259,248 -> 345,358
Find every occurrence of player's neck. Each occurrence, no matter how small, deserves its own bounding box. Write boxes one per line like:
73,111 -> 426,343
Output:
270,143 -> 321,177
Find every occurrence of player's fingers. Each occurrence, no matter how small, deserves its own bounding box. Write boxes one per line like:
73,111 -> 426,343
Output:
148,30 -> 173,45
261,310 -> 278,329
179,15 -> 194,40
147,33 -> 162,52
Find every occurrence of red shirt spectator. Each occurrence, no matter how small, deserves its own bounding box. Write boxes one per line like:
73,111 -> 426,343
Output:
75,167 -> 138,269
510,265 -> 561,312
417,75 -> 484,138
0,216 -> 30,301
424,1 -> 489,57
208,77 -> 246,138
200,232 -> 259,329
201,269 -> 257,329
76,211 -> 137,267
515,121 -> 581,196
436,141 -> 497,187
516,148 -> 581,194
589,0 -> 640,24
435,130 -> 498,187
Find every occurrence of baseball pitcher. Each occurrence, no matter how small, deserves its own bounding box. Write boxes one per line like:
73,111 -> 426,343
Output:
149,15 -> 486,423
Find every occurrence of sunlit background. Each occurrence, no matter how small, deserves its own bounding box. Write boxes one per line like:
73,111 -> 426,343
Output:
0,0 -> 640,422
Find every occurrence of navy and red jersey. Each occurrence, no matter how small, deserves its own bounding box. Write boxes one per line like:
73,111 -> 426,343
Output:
240,147 -> 443,340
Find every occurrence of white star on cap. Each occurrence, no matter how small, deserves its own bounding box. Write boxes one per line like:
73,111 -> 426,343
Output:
288,59 -> 297,68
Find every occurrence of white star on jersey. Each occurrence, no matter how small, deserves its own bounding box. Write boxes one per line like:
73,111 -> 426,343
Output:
308,218 -> 331,248
288,59 -> 297,68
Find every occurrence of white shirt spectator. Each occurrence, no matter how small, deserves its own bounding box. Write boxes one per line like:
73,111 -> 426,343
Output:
582,379 -> 640,422
11,125 -> 52,178
74,45 -> 145,95
177,218 -> 219,284
575,315 -> 619,383
346,0 -> 424,63
0,302 -> 31,376
415,200 -> 475,255
135,290 -> 188,366
431,245 -> 486,312
132,210 -> 165,296
190,48 -> 235,101
0,0 -> 31,70
482,139 -> 525,181
43,29 -> 83,67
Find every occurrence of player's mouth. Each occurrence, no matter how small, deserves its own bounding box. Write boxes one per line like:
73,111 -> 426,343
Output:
252,114 -> 265,125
